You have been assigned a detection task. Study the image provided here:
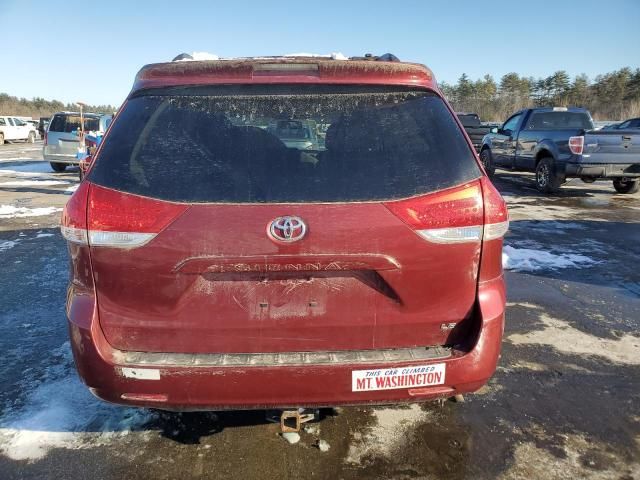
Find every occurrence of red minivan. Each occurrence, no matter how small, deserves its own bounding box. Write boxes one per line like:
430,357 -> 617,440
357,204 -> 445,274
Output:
62,56 -> 508,411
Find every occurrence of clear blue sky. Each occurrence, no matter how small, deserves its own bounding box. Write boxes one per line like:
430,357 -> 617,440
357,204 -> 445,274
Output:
1,0 -> 638,106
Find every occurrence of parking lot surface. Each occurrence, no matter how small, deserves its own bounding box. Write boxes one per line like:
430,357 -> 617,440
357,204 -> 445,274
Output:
0,141 -> 638,479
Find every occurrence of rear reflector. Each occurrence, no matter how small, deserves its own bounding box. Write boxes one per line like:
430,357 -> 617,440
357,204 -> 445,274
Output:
569,136 -> 584,155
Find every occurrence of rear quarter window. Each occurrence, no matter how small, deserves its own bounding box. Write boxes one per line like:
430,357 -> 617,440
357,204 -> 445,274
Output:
525,112 -> 594,130
90,85 -> 480,203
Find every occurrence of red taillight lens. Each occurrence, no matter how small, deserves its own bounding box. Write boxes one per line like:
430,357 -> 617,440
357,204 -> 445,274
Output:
480,177 -> 509,240
60,181 -> 90,244
569,136 -> 584,155
384,181 -> 484,243
86,184 -> 188,248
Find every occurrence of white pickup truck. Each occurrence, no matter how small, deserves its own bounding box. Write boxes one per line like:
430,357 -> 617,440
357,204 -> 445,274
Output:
0,116 -> 37,144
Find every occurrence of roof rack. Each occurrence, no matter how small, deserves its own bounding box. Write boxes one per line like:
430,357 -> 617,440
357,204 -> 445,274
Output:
171,52 -> 401,62
349,53 -> 400,62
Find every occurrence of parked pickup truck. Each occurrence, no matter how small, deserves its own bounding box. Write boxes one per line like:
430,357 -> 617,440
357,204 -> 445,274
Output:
456,113 -> 497,153
480,107 -> 640,194
0,116 -> 37,144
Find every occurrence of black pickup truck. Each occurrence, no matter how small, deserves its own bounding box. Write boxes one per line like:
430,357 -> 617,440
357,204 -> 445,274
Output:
480,107 -> 640,194
456,113 -> 498,152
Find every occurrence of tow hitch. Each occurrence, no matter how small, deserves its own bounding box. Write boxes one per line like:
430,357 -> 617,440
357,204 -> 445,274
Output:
266,409 -> 319,432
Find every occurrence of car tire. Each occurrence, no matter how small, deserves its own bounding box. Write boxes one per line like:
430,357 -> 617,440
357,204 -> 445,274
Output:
50,162 -> 67,173
28,132 -> 35,143
613,178 -> 639,194
480,149 -> 495,176
535,157 -> 563,194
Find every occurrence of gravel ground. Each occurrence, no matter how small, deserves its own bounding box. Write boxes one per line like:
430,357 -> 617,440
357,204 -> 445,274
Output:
0,141 -> 638,479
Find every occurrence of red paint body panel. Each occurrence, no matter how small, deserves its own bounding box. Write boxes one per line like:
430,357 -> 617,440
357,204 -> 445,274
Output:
64,57 -> 507,409
89,183 -> 482,354
68,275 -> 504,410
132,59 -> 435,93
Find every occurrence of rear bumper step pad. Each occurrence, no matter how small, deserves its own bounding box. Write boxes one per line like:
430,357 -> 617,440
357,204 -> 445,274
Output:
120,346 -> 451,367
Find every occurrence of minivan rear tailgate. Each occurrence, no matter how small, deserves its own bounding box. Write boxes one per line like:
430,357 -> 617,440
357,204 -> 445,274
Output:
91,199 -> 482,354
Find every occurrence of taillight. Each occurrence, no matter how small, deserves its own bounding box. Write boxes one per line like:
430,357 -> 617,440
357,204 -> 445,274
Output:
479,177 -> 509,281
384,181 -> 484,244
480,177 -> 509,240
569,136 -> 584,155
86,184 -> 188,248
384,178 -> 509,244
60,182 -> 90,244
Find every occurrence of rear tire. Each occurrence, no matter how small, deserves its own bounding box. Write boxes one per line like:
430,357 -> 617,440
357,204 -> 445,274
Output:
535,157 -> 563,194
50,162 -> 67,172
27,132 -> 35,143
613,178 -> 639,194
480,149 -> 495,176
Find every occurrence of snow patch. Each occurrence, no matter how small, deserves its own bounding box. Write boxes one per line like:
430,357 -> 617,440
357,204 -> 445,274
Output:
0,343 -> 155,461
281,432 -> 300,444
508,312 -> 640,365
0,240 -> 18,251
176,52 -> 219,61
0,180 -> 68,187
502,245 -> 597,272
346,405 -> 429,464
317,439 -> 330,452
0,205 -> 62,218
0,163 -> 53,174
64,184 -> 79,194
284,52 -> 348,60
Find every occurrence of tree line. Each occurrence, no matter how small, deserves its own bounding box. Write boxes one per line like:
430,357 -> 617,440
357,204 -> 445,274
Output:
440,67 -> 640,122
0,93 -> 116,119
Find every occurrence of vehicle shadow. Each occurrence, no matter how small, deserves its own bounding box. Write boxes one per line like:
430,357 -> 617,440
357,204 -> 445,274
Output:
491,170 -> 626,197
148,408 -> 337,444
0,186 -> 77,196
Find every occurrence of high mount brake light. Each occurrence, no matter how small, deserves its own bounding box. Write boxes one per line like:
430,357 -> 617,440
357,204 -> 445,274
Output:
383,178 -> 508,244
60,183 -> 189,248
569,136 -> 584,155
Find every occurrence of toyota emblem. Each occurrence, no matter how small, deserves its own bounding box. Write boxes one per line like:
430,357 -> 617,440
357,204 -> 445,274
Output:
268,216 -> 307,243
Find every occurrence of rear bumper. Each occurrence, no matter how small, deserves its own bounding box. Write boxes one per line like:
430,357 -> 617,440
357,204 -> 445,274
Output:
43,153 -> 79,165
565,162 -> 640,178
67,277 -> 506,410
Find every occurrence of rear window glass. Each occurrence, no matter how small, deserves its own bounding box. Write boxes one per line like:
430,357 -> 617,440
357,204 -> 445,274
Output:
525,112 -> 593,130
90,85 -> 480,203
49,114 -> 100,133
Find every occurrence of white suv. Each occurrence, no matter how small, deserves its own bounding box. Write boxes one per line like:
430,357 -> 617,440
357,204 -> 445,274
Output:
0,116 -> 37,145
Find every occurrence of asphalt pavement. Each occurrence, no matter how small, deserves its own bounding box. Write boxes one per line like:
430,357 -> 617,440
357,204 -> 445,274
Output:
0,141 -> 638,479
